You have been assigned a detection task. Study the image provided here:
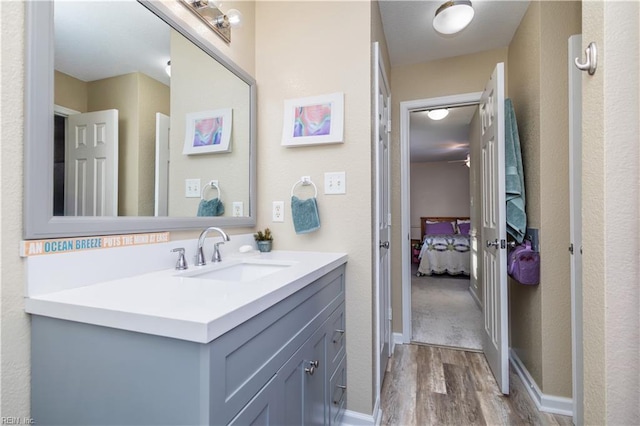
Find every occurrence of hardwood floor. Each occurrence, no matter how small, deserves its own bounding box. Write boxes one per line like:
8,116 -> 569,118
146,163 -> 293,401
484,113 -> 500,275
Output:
380,344 -> 573,426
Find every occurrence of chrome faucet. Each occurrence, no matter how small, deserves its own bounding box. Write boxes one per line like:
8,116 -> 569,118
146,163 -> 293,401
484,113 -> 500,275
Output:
196,227 -> 230,266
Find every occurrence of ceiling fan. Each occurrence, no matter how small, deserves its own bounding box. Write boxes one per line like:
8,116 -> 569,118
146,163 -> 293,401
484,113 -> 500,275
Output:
448,153 -> 471,168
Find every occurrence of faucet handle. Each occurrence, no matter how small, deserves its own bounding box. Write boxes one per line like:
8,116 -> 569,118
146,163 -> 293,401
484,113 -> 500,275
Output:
171,247 -> 188,270
212,241 -> 225,263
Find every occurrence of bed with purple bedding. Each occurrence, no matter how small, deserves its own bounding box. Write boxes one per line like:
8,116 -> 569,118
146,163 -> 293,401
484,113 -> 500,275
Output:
416,217 -> 471,276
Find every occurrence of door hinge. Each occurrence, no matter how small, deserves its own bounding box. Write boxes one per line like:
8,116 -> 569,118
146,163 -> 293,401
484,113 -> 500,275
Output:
388,307 -> 392,320
387,120 -> 391,133
569,243 -> 574,255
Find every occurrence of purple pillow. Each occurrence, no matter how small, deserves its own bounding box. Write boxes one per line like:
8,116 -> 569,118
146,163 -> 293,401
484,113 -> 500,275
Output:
458,222 -> 471,235
425,221 -> 454,235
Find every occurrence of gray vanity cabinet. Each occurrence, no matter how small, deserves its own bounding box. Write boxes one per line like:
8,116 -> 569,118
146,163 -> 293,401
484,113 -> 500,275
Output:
31,264 -> 346,426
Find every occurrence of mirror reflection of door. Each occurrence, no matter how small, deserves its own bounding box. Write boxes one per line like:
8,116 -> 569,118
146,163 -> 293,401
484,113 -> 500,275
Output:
155,113 -> 170,217
65,110 -> 119,216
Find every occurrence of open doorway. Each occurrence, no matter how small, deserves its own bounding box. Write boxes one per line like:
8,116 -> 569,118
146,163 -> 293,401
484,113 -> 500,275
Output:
408,104 -> 482,350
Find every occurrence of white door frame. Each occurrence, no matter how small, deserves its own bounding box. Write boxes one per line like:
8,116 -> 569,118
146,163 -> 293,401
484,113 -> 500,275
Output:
400,92 -> 482,342
373,41 -> 392,406
568,34 -> 584,426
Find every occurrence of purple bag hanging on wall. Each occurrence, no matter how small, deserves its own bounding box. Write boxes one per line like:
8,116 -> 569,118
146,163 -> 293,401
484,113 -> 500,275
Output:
507,240 -> 540,285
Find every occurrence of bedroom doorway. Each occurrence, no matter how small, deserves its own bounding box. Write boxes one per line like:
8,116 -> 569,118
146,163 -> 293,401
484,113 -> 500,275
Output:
407,104 -> 482,351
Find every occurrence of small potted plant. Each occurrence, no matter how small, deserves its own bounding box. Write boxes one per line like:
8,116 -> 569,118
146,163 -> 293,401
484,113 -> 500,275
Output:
254,228 -> 273,253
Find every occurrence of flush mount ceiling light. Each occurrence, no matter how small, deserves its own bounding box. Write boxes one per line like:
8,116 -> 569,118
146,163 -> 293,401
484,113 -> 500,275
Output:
433,0 -> 475,35
180,0 -> 243,43
426,108 -> 450,120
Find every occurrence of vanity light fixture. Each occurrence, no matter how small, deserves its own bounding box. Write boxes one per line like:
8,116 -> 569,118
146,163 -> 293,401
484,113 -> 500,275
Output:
433,0 -> 475,35
426,108 -> 449,120
165,61 -> 171,77
180,0 -> 242,43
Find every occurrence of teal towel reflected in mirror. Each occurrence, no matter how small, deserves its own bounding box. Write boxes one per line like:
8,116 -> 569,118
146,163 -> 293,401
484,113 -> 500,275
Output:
291,196 -> 320,234
197,198 -> 225,217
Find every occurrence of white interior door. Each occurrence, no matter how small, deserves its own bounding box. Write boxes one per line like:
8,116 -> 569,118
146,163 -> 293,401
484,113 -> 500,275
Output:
480,62 -> 509,394
155,113 -> 170,216
374,42 -> 392,394
569,34 -> 584,426
65,109 -> 118,216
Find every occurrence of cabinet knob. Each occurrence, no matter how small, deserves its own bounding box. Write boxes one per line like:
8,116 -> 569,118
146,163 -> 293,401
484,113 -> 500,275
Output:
304,360 -> 319,375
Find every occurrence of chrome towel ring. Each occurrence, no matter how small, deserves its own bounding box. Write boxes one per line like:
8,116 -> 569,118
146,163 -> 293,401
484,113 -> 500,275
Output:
291,176 -> 318,198
201,181 -> 221,201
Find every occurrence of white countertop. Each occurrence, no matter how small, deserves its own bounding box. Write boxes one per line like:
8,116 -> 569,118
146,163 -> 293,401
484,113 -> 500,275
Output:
25,250 -> 347,343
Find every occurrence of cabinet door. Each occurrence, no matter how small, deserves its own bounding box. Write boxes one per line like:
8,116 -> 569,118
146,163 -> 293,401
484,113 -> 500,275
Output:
279,323 -> 328,425
228,375 -> 281,426
305,324 -> 328,425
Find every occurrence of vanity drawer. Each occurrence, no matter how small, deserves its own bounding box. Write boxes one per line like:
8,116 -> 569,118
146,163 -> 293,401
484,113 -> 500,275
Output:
208,265 -> 345,424
327,302 -> 346,375
329,354 -> 347,425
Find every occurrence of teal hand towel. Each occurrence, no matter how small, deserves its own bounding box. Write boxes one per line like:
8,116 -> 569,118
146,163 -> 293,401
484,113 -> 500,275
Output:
505,98 -> 527,243
291,196 -> 320,234
197,198 -> 225,217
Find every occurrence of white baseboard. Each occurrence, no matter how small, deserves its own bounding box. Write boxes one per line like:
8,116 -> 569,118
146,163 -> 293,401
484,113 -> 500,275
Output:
341,408 -> 381,426
468,287 -> 482,309
509,349 -> 573,417
392,332 -> 404,350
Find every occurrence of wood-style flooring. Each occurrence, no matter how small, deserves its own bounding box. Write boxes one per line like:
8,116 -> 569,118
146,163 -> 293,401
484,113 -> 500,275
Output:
380,344 -> 573,426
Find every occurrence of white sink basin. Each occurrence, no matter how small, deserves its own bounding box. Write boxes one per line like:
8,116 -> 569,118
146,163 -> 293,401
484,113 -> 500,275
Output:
178,259 -> 296,282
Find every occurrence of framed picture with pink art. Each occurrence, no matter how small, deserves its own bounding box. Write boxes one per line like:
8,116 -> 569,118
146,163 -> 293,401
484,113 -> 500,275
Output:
281,92 -> 344,147
183,108 -> 232,155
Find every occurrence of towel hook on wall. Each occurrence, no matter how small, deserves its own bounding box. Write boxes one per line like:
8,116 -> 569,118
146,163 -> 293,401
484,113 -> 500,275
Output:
574,41 -> 597,75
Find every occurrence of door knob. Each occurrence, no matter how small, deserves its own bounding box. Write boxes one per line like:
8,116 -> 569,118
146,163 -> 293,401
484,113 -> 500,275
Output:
379,241 -> 390,249
486,239 -> 499,248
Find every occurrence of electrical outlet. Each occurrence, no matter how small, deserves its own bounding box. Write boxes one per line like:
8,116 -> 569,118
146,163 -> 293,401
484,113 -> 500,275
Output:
232,202 -> 244,217
324,172 -> 346,194
273,201 -> 285,222
185,179 -> 201,198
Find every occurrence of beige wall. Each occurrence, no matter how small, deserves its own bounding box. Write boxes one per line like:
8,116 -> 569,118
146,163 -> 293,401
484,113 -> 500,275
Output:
168,30 -> 251,217
0,1 -> 29,418
390,47 -> 508,336
54,71 -> 88,113
409,162 -> 470,240
507,0 -> 580,397
506,0 -> 544,388
583,1 -> 640,423
255,1 -> 374,414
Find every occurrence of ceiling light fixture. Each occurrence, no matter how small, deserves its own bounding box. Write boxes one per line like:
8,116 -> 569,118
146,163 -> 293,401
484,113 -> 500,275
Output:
426,108 -> 450,120
180,0 -> 243,43
433,0 -> 475,35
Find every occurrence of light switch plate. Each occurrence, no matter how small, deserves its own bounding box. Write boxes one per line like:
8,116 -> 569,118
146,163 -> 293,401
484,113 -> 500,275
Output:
324,172 -> 346,194
232,202 -> 244,217
185,179 -> 201,198
272,201 -> 285,222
